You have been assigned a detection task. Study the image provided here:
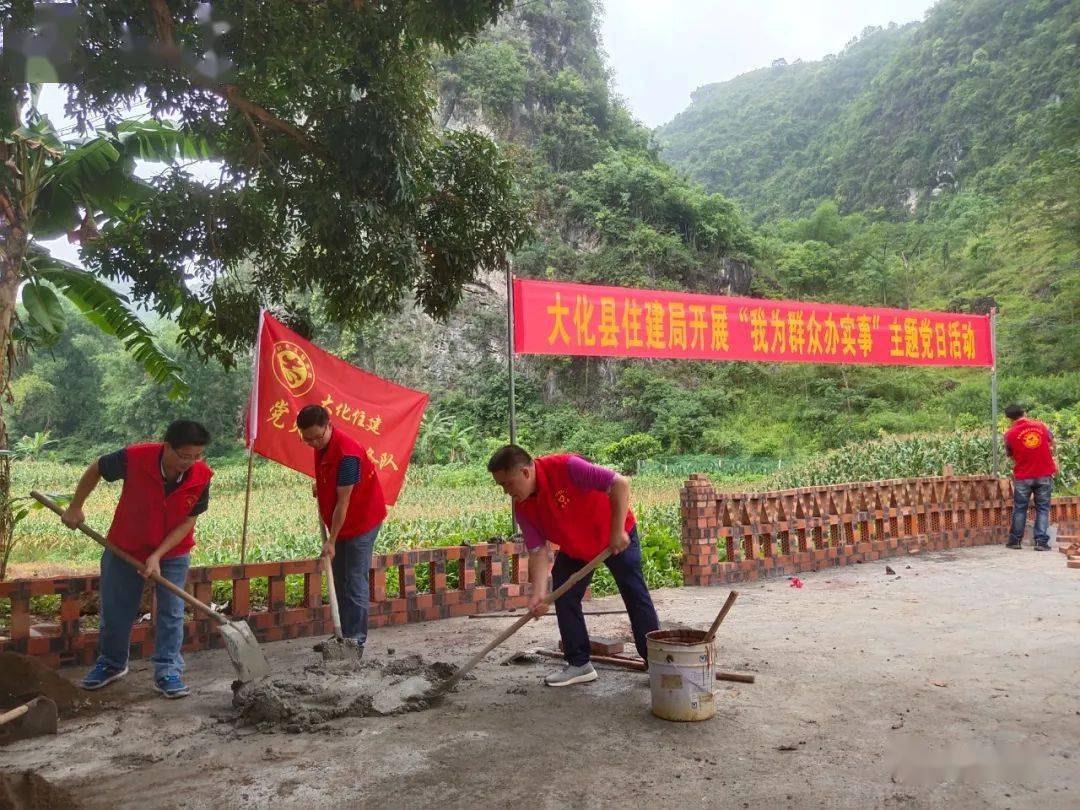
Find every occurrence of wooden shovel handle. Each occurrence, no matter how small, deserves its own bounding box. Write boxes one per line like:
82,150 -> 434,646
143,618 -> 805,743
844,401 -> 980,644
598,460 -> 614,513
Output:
31,490 -> 227,626
438,547 -> 612,691
0,703 -> 30,727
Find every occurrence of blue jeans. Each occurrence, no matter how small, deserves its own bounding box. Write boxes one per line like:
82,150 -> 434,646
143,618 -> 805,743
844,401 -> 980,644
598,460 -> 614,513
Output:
552,527 -> 660,667
331,524 -> 380,646
1009,477 -> 1053,545
97,548 -> 189,680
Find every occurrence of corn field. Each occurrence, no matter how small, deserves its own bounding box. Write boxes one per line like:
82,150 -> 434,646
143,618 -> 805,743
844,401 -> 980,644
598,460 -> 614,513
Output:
767,425 -> 1078,492
9,420 -> 1075,593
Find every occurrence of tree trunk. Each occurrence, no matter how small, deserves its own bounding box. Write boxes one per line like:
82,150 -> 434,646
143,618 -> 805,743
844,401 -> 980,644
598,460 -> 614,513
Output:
0,204 -> 27,581
1,82 -> 28,578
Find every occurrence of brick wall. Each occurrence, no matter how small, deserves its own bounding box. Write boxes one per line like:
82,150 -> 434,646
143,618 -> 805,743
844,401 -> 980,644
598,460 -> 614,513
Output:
0,540 -> 530,670
681,475 -> 1080,587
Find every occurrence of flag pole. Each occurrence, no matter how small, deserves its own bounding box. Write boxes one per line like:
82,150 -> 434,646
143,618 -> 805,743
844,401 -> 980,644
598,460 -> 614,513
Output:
506,264 -> 517,446
505,264 -> 519,542
241,310 -> 267,564
239,449 -> 254,564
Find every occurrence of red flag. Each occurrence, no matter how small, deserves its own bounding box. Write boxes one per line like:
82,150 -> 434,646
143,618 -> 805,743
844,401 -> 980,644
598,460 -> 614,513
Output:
513,278 -> 994,367
246,312 -> 428,504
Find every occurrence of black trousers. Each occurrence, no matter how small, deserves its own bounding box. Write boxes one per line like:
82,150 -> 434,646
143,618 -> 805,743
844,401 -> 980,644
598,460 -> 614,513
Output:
551,527 -> 660,666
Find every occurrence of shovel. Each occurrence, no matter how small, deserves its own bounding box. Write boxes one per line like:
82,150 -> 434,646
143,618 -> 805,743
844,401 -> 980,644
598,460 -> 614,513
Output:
426,546 -> 613,699
0,697 -> 58,745
31,491 -> 271,684
313,522 -> 362,661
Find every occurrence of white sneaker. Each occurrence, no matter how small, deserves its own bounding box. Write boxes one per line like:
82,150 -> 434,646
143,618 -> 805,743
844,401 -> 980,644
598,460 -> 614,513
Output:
544,663 -> 598,687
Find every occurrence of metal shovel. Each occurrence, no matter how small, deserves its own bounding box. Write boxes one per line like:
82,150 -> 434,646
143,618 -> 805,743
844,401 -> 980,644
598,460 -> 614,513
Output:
31,491 -> 271,684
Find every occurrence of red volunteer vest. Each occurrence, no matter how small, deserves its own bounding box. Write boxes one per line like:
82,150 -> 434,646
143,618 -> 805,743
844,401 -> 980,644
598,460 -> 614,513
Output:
1004,418 -> 1057,479
106,443 -> 213,562
315,427 -> 387,540
514,454 -> 635,562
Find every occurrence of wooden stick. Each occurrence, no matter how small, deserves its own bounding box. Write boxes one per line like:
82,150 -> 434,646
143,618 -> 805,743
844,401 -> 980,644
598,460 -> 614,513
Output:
704,590 -> 739,643
0,704 -> 29,727
468,608 -> 625,619
532,648 -> 755,683
320,522 -> 342,637
239,449 -> 255,564
716,671 -> 755,684
32,491 -> 227,626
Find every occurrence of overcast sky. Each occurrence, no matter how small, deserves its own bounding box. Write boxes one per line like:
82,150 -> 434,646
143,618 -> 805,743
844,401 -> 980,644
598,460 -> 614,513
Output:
599,0 -> 935,128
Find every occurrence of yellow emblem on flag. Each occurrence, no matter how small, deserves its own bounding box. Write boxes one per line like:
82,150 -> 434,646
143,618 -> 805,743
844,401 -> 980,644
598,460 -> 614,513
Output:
272,340 -> 315,396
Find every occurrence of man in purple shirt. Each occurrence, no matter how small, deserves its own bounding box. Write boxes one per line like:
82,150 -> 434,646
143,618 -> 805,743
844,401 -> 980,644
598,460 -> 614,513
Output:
489,446 -> 660,686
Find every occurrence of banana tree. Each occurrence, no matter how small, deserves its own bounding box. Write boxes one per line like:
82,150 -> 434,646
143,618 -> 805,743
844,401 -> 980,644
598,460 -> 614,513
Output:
0,96 -> 210,576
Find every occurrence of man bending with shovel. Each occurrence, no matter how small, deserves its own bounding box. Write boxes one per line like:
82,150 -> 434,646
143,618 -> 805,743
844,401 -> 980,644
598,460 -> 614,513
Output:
488,445 -> 660,686
61,420 -> 213,698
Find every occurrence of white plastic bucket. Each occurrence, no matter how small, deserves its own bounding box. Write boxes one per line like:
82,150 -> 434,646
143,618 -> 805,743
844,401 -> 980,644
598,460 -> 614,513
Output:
646,629 -> 716,722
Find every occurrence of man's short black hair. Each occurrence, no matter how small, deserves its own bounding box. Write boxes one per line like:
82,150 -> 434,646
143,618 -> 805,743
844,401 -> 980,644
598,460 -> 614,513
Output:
1004,404 -> 1026,420
296,404 -> 330,430
164,419 -> 211,448
487,444 -> 533,473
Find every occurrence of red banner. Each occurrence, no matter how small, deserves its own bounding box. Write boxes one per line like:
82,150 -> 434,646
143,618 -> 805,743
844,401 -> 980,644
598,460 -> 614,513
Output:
513,278 -> 994,367
246,312 -> 428,504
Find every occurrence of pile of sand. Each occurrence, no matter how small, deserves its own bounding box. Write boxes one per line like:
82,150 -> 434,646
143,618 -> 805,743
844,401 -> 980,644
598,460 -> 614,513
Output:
0,653 -> 99,717
0,771 -> 82,810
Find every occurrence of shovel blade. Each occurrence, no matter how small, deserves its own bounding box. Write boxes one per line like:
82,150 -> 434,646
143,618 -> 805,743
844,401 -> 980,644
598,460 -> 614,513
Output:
219,620 -> 271,683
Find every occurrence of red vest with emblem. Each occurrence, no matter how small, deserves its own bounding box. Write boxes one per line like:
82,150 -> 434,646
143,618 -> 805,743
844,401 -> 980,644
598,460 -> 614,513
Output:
1004,418 -> 1057,479
315,427 -> 387,540
106,443 -> 213,562
514,454 -> 635,562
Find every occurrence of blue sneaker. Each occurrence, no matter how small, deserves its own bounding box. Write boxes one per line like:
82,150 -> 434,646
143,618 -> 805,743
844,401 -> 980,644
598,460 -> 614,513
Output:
81,661 -> 128,690
153,675 -> 190,699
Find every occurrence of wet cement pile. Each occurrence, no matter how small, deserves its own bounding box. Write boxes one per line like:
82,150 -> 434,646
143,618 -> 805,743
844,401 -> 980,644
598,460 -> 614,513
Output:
315,636 -> 363,662
0,654 -> 99,717
0,771 -> 83,810
231,654 -> 460,733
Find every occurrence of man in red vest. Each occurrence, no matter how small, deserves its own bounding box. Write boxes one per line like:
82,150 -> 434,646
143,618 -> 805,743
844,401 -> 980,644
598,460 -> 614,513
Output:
296,405 -> 386,659
488,445 -> 660,686
60,420 -> 213,698
1003,404 -> 1058,550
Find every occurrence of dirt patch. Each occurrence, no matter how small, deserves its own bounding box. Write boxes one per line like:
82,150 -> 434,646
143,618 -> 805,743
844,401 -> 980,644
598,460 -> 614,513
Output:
0,654 -> 100,717
231,655 -> 455,732
0,771 -> 82,810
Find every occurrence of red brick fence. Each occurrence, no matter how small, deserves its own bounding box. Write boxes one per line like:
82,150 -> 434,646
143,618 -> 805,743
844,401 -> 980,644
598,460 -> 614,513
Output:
0,541 -> 529,670
681,474 -> 1080,586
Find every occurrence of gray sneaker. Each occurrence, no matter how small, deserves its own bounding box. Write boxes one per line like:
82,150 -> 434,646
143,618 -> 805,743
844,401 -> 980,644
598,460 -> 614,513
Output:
544,663 -> 598,687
